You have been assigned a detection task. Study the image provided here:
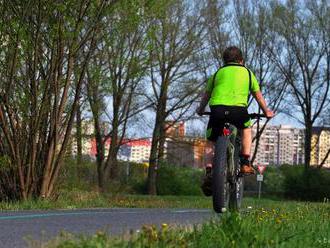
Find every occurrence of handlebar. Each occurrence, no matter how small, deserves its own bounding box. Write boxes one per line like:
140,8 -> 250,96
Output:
200,112 -> 211,115
200,112 -> 266,119
249,113 -> 266,119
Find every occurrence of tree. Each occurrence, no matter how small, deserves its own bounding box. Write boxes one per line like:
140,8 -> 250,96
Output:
268,0 -> 330,168
146,0 -> 205,194
86,0 -> 150,191
233,0 -> 288,164
0,0 -> 110,200
202,0 -> 230,69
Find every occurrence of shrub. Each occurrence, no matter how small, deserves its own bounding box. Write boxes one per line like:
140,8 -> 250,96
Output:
281,165 -> 330,201
156,165 -> 204,196
263,166 -> 285,193
243,166 -> 285,198
0,156 -> 20,201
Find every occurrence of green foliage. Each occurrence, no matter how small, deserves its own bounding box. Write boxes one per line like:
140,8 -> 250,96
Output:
243,166 -> 285,196
281,166 -> 330,201
0,156 -> 20,201
59,159 -> 330,201
59,158 -> 148,194
244,165 -> 330,201
263,166 -> 286,193
113,162 -> 148,194
156,165 -> 203,196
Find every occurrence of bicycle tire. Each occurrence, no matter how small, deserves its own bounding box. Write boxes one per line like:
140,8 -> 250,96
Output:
229,176 -> 244,211
212,136 -> 229,213
228,133 -> 244,211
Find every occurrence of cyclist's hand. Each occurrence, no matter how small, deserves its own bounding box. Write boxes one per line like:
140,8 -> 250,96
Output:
265,109 -> 275,118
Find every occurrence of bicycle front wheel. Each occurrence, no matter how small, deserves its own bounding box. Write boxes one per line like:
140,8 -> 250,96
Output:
229,176 -> 244,211
212,136 -> 229,213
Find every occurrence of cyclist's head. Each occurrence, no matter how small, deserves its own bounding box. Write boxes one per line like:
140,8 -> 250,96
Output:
223,46 -> 244,64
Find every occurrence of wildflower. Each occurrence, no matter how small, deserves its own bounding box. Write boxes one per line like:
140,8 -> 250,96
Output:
275,218 -> 282,224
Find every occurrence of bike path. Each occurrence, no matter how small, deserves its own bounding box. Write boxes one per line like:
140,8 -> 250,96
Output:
0,208 -> 214,248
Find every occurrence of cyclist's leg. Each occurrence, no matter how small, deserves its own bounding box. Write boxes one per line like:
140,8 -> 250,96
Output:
226,107 -> 255,175
241,127 -> 251,156
239,127 -> 255,174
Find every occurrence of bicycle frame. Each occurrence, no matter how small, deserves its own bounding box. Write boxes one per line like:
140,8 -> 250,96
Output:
221,124 -> 243,211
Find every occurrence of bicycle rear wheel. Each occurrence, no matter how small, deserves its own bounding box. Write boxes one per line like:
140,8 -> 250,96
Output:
212,136 -> 229,213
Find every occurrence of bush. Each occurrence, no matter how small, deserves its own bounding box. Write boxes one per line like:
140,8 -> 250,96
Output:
58,157 -> 148,194
263,166 -> 285,193
243,166 -> 285,198
116,162 -> 148,194
156,165 -> 204,196
281,166 -> 330,201
0,156 -> 20,201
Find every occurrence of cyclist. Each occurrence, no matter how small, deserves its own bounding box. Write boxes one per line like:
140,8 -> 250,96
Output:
197,46 -> 274,177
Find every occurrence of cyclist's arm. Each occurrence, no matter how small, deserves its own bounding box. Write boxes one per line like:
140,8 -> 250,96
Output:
196,92 -> 210,115
252,91 -> 274,118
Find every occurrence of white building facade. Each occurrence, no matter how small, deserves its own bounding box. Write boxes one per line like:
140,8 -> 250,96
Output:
251,124 -> 305,166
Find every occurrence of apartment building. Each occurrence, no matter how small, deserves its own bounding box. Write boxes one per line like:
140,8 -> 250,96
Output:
251,124 -> 304,166
72,119 -> 330,168
165,121 -> 307,167
311,127 -> 330,168
118,139 -> 151,163
89,137 -> 151,163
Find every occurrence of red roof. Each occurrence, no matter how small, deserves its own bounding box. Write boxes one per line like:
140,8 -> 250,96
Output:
123,139 -> 151,147
90,138 -> 151,156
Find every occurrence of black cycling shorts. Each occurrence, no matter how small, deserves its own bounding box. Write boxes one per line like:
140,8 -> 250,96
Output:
206,105 -> 251,141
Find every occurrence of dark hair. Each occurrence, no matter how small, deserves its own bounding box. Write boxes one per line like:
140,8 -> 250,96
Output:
222,46 -> 244,64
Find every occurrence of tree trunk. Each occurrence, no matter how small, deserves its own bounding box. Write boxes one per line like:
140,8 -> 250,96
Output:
94,115 -> 106,192
158,124 -> 166,162
97,161 -> 106,192
148,105 -> 166,195
76,102 -> 83,165
304,121 -> 312,169
148,124 -> 161,195
108,107 -> 120,179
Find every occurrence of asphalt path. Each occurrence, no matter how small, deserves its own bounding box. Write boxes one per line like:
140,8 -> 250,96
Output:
0,208 -> 214,248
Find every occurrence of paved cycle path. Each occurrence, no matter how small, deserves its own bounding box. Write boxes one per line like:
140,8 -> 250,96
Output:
0,208 -> 214,248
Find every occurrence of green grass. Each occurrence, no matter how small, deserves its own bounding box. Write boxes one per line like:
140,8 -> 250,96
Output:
21,198 -> 330,248
0,191 -> 212,210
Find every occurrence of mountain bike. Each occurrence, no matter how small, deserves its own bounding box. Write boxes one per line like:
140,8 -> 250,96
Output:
202,112 -> 265,213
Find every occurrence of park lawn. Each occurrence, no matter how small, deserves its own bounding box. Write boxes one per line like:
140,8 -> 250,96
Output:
9,195 -> 327,248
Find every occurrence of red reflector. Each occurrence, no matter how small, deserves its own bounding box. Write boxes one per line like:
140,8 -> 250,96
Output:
223,128 -> 231,136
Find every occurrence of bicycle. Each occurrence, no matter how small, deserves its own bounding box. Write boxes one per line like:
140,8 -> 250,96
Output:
202,112 -> 265,213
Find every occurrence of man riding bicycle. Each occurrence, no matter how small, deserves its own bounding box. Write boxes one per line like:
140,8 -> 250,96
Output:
197,46 -> 274,176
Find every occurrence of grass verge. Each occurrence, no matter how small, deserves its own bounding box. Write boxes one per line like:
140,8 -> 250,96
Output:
0,191 -> 212,210
22,198 -> 330,248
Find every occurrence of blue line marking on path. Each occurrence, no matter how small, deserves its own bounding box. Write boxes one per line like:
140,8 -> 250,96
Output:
0,211 -> 110,221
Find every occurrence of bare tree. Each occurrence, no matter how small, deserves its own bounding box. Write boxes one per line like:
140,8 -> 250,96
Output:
202,0 -> 230,69
145,0 -> 205,194
233,0 -> 288,164
268,0 -> 330,168
86,0 -> 150,191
